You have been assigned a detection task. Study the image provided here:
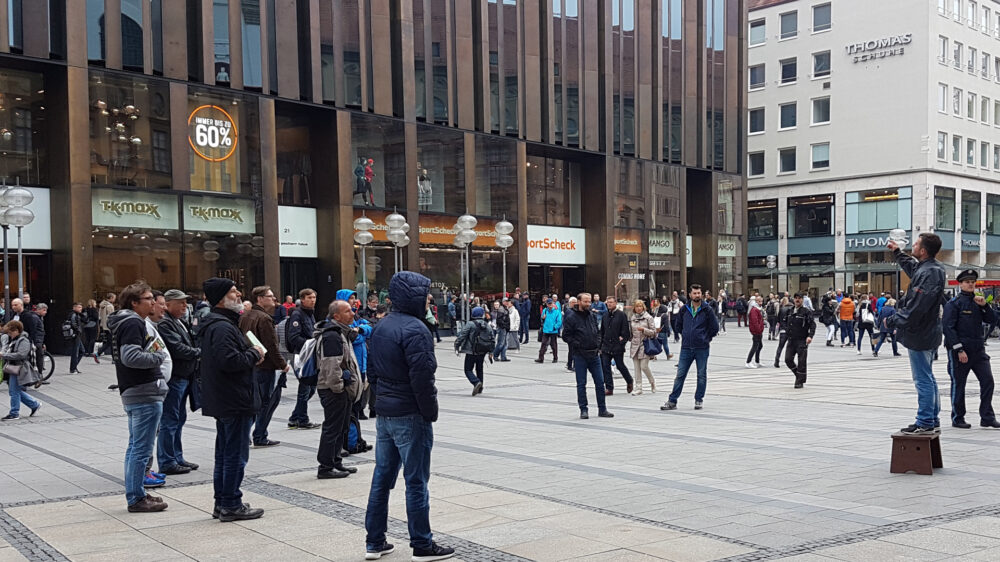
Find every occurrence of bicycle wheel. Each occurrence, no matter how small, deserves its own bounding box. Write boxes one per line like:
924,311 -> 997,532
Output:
39,352 -> 55,382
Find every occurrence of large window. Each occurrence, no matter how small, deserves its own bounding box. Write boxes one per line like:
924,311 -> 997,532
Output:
748,199 -> 777,240
474,135 -> 518,219
779,11 -> 797,39
812,97 -> 830,124
0,69 -> 47,186
212,0 -> 230,84
242,1 -> 263,89
963,190 -> 981,232
122,0 -> 144,69
812,3 -> 831,32
788,194 -> 833,237
87,0 -> 104,62
526,156 -> 581,226
749,108 -> 765,133
780,58 -> 797,83
350,113 -> 406,209
749,64 -> 765,89
415,124 -> 466,214
987,193 -> 1000,235
846,187 -> 912,234
749,19 -> 766,45
188,89 -> 260,194
779,103 -> 796,129
935,187 -> 956,230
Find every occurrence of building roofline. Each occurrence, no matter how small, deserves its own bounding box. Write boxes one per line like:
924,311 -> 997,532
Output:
749,0 -> 800,12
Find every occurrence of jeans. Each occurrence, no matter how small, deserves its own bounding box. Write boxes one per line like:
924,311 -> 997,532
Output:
669,347 -> 709,403
213,415 -> 253,510
774,332 -> 788,366
746,334 -> 763,364
124,401 -> 163,506
573,353 -> 606,412
289,380 -> 316,424
317,388 -> 352,471
601,351 -> 633,392
157,378 -> 189,470
520,316 -> 530,343
839,320 -> 855,345
463,353 -> 485,385
492,328 -> 508,360
784,339 -> 808,385
69,338 -> 85,372
908,349 -> 941,428
718,313 -> 726,333
857,324 -> 875,351
874,331 -> 898,355
767,317 -> 779,339
252,368 -> 282,444
658,332 -> 671,356
948,349 -> 996,423
7,373 -> 39,416
825,323 -> 837,342
365,415 -> 435,550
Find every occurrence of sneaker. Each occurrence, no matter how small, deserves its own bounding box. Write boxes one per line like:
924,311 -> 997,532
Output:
299,422 -> 320,430
754,362 -> 763,368
598,410 -> 614,418
179,461 -> 200,471
856,350 -> 861,355
213,502 -> 249,519
899,424 -> 939,435
472,382 -> 483,396
127,496 -> 168,513
365,541 -> 395,560
952,420 -> 972,429
660,402 -> 677,411
252,439 -> 281,448
2,414 -> 19,421
631,389 -> 643,396
29,404 -> 39,417
149,470 -> 165,480
694,401 -> 703,410
333,463 -> 358,474
159,464 -> 192,475
579,410 -> 589,420
744,362 -> 754,369
218,504 -> 264,522
287,422 -> 301,429
143,475 -> 165,488
412,542 -> 455,562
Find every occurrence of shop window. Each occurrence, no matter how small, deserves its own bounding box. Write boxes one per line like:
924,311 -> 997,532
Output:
474,135 -> 518,219
748,199 -> 777,240
275,110 -> 319,206
350,113 -> 406,209
845,187 -> 912,234
187,88 -> 261,195
526,155 -> 581,227
935,186 -> 956,230
0,69 -> 47,186
962,190 -> 981,232
987,193 -> 1000,234
788,195 -> 833,237
416,125 -> 466,214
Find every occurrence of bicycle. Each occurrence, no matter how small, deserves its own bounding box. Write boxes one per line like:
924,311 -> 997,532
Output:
38,351 -> 55,382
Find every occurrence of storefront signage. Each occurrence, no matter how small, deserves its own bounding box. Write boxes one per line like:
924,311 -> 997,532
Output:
92,188 -> 179,230
962,238 -> 982,249
182,194 -> 256,234
845,33 -> 911,63
278,206 -> 318,258
649,231 -> 675,255
617,272 -> 646,280
353,209 -> 502,248
845,231 -> 910,251
718,236 -> 739,258
188,105 -> 238,162
527,224 -> 586,264
14,187 -> 51,251
614,228 -> 641,254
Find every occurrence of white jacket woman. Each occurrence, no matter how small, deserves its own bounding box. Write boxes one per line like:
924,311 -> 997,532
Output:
628,300 -> 657,394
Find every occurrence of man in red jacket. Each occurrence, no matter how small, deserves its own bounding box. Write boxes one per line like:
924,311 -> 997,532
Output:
745,296 -> 765,368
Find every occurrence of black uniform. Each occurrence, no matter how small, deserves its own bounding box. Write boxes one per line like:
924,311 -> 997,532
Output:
784,305 -> 816,387
600,308 -> 633,393
942,291 -> 998,426
773,304 -> 792,368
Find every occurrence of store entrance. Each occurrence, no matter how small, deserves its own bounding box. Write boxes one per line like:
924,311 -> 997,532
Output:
280,258 -> 319,301
527,265 -> 584,328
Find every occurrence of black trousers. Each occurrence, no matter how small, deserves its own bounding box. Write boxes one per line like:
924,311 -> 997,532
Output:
785,339 -> 809,385
317,388 -> 352,471
767,316 -> 778,339
601,351 -> 634,391
538,333 -> 559,361
949,348 -> 997,423
747,334 -> 763,364
774,333 -> 788,366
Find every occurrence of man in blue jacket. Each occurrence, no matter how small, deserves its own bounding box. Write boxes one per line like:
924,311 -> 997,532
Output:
534,299 -> 563,363
662,284 -> 719,411
364,272 -> 454,561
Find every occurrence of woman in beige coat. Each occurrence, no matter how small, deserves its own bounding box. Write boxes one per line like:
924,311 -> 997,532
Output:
629,300 -> 658,395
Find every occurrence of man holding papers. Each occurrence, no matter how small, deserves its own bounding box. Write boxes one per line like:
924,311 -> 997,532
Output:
240,286 -> 291,448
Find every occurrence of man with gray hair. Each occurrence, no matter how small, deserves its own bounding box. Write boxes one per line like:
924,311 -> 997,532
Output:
314,300 -> 363,479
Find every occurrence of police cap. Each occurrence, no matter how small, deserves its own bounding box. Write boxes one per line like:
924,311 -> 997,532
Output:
957,269 -> 978,283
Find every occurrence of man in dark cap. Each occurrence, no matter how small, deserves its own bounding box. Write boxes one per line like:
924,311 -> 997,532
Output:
942,269 -> 1000,429
783,293 -> 815,389
156,289 -> 202,475
198,278 -> 267,522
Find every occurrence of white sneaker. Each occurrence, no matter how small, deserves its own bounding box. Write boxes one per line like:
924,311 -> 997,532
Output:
754,362 -> 763,368
631,389 -> 643,395
745,362 -> 754,369
856,350 -> 861,355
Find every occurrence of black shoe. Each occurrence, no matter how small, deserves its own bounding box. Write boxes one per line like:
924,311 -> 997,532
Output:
598,410 -> 614,418
365,541 -> 395,560
499,358 -> 510,362
826,341 -> 833,347
981,419 -> 1000,428
159,464 -> 192,475
369,412 -> 377,419
893,353 -> 903,357
333,463 -> 358,474
552,359 -> 558,363
180,461 -> 199,471
218,504 -> 264,522
340,449 -> 352,457
953,420 -> 972,429
534,359 -> 544,363
412,542 -> 455,562
660,402 -> 677,411
900,424 -> 939,435
472,382 -> 483,396
579,410 -> 589,419
29,404 -> 40,417
213,502 -> 248,519
253,439 -> 281,448
318,469 -> 350,479
1,414 -> 19,420
873,352 -> 878,357
773,362 -> 780,368
358,413 -> 369,420
565,366 -> 574,371
794,383 -> 803,389
694,401 -> 703,410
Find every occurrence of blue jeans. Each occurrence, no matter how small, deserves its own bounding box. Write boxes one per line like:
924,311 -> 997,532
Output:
908,349 -> 940,428
252,368 -> 282,444
669,347 -> 710,403
839,320 -> 855,345
69,338 -> 85,372
874,331 -> 898,355
213,415 -> 253,510
157,378 -> 189,470
124,401 -> 163,505
493,328 -> 508,360
658,333 -> 671,356
365,415 -> 434,550
520,316 -> 530,343
7,373 -> 39,416
289,380 -> 316,424
573,353 -> 607,412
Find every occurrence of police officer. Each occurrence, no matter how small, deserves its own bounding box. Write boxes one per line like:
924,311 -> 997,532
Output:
942,269 -> 1000,429
784,293 -> 815,389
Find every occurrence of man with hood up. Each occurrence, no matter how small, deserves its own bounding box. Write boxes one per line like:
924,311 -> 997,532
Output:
364,272 -> 454,561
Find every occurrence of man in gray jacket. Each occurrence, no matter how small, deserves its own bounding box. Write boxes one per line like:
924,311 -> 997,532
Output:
315,300 -> 363,479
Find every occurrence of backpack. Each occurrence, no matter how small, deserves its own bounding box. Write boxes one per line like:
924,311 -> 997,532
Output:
346,416 -> 372,454
293,333 -> 321,385
275,317 -> 293,363
61,318 -> 76,340
472,322 -> 496,354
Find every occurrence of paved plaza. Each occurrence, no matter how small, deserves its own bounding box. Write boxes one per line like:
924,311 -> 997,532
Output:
4,326 -> 1000,561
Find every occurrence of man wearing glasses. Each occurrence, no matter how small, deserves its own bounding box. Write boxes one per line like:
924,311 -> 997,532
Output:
240,286 -> 292,448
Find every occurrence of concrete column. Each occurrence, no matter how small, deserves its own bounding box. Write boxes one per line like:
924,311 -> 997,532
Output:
778,196 -> 789,293
259,98 -> 280,287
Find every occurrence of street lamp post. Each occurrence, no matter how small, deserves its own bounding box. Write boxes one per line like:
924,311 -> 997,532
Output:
3,186 -> 33,299
385,209 -> 410,274
353,214 -> 375,303
494,219 -> 514,298
454,214 -> 478,323
766,254 -> 777,293
0,183 -> 9,311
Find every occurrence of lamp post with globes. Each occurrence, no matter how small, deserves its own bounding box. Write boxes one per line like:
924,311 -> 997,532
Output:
0,182 -> 9,311
3,186 -> 33,299
494,218 -> 514,298
384,209 -> 410,274
353,214 -> 375,303
453,214 -> 478,323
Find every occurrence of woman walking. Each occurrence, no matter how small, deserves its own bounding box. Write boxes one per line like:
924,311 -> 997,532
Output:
746,296 -> 764,368
2,321 -> 41,420
873,298 -> 900,357
83,299 -> 101,362
856,294 -> 877,354
773,297 -> 791,368
629,300 -> 658,395
820,296 -> 837,346
455,307 -> 492,396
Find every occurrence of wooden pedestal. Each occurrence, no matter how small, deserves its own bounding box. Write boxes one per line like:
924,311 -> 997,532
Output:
890,432 -> 943,475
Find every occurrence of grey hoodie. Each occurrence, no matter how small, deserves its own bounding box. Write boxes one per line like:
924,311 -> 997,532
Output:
108,309 -> 168,405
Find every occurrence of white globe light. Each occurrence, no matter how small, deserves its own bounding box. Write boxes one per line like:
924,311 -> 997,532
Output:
202,240 -> 220,251
3,187 -> 33,208
386,212 -> 406,229
398,235 -> 411,248
353,216 -> 375,231
456,214 -> 477,230
453,235 -> 465,248
387,228 -> 405,243
457,229 -> 477,244
3,207 -> 33,227
496,234 -> 514,248
495,220 -> 514,235
353,231 -> 374,245
400,223 -> 410,234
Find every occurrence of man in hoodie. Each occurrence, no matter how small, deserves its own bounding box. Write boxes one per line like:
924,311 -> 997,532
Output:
109,281 -> 168,513
563,293 -> 614,420
534,299 -> 562,363
287,288 -> 320,430
315,300 -> 364,479
364,271 -> 454,561
662,284 -> 719,411
240,286 -> 291,448
198,278 -> 266,522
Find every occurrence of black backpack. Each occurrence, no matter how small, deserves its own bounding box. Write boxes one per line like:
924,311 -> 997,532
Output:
472,322 -> 496,354
61,318 -> 76,340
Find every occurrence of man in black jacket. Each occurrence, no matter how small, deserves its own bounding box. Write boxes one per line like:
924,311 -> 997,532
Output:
563,293 -> 613,419
784,293 -> 815,389
68,303 -> 87,374
600,297 -> 633,395
156,290 -> 202,475
286,288 -> 320,430
198,278 -> 265,522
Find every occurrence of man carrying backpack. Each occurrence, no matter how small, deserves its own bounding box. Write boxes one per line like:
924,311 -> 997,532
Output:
286,288 -> 320,430
455,307 -> 493,396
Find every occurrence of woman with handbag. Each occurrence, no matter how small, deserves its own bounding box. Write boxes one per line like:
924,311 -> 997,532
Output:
629,300 -> 658,394
2,321 -> 42,420
856,294 -> 877,355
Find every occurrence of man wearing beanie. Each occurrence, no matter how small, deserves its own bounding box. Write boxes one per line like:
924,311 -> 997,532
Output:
198,278 -> 267,522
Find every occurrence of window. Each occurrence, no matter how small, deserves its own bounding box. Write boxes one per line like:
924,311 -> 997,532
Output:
779,11 -> 797,39
969,47 -> 978,72
431,42 -> 440,57
937,132 -> 948,160
982,141 -> 991,168
779,103 -> 797,129
813,3 -> 831,32
962,191 -> 981,232
935,187 -> 956,230
749,64 -> 765,89
749,19 -> 766,45
994,145 -> 1000,170
788,195 -> 833,237
995,56 -> 1000,81
749,108 -> 765,134
813,51 -> 830,77
846,187 -> 912,234
984,6 -> 992,32
988,194 -> 1000,234
953,135 -> 962,162
968,138 -> 977,165
968,92 -> 977,119
151,130 -> 171,174
939,36 -> 949,62
938,83 -> 948,113
984,52 -> 992,76
748,200 -> 778,239
748,152 -> 765,177
969,1 -> 978,25
779,147 -> 796,173
954,87 -> 963,115
983,97 -> 990,123
811,143 -> 830,169
954,41 -> 963,67
812,96 -> 830,124
780,58 -> 797,84
995,100 -> 1000,125
954,0 -> 962,21
939,0 -> 947,14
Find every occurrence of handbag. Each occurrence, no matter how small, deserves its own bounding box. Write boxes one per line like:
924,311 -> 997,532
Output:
643,336 -> 663,357
3,362 -> 20,377
861,308 -> 875,325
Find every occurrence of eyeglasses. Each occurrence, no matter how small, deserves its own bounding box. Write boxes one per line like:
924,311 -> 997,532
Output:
139,296 -> 155,301
264,295 -> 276,299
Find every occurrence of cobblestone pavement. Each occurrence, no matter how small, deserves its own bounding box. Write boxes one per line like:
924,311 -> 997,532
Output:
3,325 -> 1000,561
